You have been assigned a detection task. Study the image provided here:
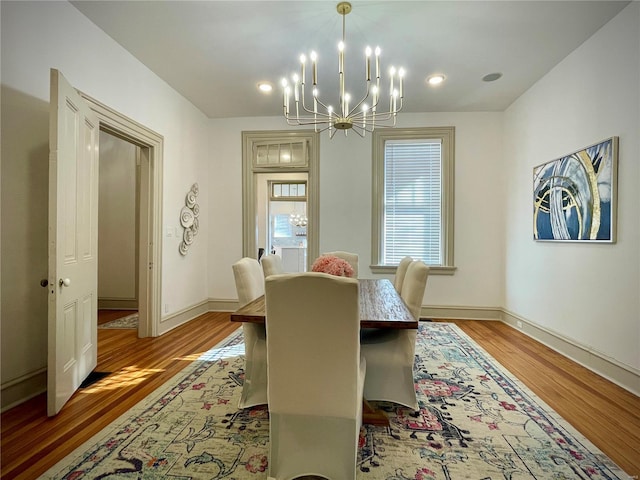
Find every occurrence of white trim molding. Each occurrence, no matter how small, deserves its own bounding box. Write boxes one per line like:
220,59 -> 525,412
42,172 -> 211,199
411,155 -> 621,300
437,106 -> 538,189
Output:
1,368 -> 47,412
501,309 -> 640,397
158,300 -> 211,336
420,305 -> 502,321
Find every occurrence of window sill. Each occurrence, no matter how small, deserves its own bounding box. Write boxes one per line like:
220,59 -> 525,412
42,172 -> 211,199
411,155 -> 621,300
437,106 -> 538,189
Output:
370,265 -> 457,275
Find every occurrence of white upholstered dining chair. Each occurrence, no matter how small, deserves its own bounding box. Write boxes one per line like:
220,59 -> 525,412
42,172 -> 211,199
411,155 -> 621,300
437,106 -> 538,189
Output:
393,255 -> 413,293
323,250 -> 359,277
361,260 -> 429,410
232,257 -> 268,408
265,272 -> 365,480
260,254 -> 284,278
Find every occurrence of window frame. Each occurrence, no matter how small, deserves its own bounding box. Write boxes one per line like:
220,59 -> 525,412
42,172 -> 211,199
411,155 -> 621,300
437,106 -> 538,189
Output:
371,126 -> 456,275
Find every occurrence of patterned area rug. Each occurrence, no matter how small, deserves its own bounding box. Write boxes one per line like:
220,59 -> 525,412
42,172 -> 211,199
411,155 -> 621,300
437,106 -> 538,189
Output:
98,313 -> 138,329
43,323 -> 631,479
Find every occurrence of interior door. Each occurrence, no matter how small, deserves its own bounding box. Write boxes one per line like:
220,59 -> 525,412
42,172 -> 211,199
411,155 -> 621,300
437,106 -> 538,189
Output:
47,69 -> 99,416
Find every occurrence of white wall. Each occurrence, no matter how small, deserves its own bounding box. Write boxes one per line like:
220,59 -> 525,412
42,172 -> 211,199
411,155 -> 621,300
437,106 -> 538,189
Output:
503,3 -> 640,374
0,1 -> 211,407
98,131 -> 137,305
207,113 -> 505,311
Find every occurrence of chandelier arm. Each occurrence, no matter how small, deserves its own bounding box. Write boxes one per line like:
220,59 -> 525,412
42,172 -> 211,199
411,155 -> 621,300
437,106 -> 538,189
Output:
367,112 -> 393,123
348,123 -> 367,138
287,110 -> 333,121
285,116 -> 332,127
346,83 -> 372,117
285,113 -> 324,126
299,91 -> 331,118
299,87 -> 316,116
312,97 -> 338,122
285,101 -> 334,121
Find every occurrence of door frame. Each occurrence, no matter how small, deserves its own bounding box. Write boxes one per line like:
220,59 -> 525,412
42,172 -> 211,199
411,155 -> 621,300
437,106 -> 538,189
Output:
79,92 -> 163,337
242,130 -> 319,267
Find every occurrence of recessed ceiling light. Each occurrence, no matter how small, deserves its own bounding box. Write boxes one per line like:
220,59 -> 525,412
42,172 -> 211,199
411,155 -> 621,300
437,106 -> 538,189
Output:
426,74 -> 446,86
482,72 -> 503,82
258,82 -> 273,93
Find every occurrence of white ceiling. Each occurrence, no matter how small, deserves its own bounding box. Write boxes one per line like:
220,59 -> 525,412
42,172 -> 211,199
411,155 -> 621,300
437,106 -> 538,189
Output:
71,1 -> 629,119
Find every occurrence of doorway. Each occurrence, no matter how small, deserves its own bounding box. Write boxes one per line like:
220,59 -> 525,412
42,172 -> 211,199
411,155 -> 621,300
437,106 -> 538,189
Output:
257,175 -> 308,272
242,130 -> 319,267
97,130 -> 140,329
79,91 -> 163,338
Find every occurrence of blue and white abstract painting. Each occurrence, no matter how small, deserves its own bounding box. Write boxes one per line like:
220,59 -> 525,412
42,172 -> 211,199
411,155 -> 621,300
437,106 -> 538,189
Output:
533,137 -> 618,242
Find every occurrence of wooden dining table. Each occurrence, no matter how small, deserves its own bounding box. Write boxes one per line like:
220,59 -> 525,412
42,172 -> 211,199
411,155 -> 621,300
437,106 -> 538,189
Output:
230,278 -> 417,426
230,278 -> 418,329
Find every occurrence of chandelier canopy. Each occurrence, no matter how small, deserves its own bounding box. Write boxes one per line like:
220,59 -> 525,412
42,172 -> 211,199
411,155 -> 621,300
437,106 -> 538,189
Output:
282,2 -> 405,138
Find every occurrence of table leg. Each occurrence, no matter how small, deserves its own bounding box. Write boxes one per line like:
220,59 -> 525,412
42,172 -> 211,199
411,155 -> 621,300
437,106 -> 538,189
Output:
363,399 -> 390,426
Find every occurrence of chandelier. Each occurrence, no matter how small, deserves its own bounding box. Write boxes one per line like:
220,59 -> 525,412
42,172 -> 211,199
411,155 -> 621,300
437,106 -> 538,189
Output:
289,213 -> 308,228
281,2 -> 405,138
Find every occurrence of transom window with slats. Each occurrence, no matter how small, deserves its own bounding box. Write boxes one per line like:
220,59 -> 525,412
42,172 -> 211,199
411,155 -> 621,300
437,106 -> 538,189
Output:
371,127 -> 455,274
253,140 -> 308,167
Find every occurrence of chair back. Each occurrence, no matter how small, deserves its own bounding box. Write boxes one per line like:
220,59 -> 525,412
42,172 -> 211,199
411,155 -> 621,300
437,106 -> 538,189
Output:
232,257 -> 264,307
393,256 -> 413,293
265,272 -> 361,418
400,260 -> 429,320
261,254 -> 284,278
323,250 -> 359,277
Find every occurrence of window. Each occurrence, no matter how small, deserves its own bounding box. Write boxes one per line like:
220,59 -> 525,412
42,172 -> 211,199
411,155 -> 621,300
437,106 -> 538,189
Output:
371,127 -> 455,274
270,182 -> 306,200
253,140 -> 308,167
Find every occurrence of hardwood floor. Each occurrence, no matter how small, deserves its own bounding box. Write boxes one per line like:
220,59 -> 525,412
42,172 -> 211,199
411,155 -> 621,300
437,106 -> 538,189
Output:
1,316 -> 638,478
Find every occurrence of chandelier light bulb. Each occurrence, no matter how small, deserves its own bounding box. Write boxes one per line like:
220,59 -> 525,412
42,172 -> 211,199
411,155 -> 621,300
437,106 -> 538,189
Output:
280,2 -> 405,138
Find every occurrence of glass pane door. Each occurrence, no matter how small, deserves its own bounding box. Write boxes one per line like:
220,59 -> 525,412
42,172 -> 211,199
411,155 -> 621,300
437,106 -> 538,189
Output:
255,173 -> 308,272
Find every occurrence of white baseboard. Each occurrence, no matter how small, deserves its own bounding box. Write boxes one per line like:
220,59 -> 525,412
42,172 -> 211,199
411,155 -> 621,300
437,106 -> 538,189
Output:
420,305 -> 502,321
1,368 -> 47,412
158,300 -> 211,335
98,298 -> 138,310
206,298 -> 240,313
501,310 -> 640,397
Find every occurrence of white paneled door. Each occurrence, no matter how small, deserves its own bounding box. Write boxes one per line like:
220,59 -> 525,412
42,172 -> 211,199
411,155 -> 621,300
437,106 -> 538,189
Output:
47,69 -> 99,416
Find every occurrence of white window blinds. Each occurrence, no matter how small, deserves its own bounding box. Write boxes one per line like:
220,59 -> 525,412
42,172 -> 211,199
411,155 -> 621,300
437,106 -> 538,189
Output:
383,139 -> 442,265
